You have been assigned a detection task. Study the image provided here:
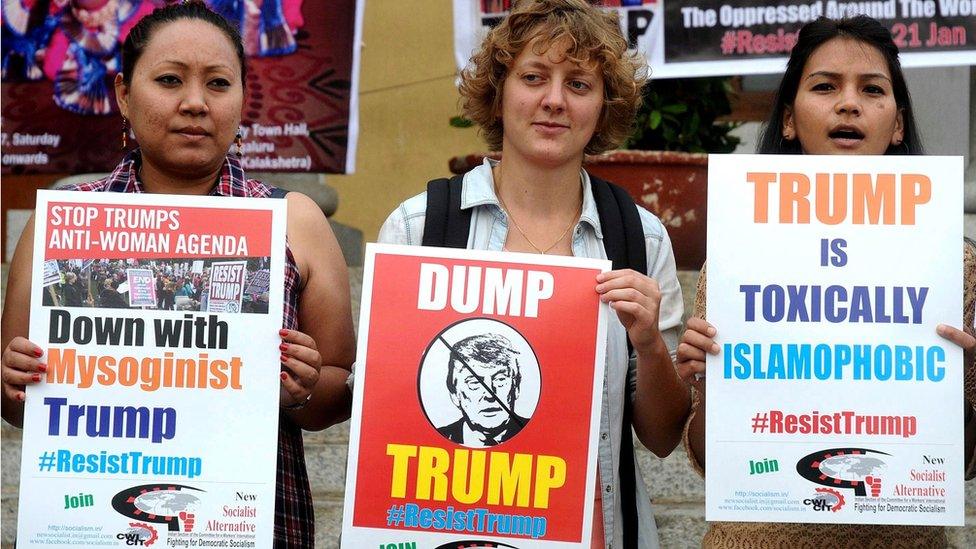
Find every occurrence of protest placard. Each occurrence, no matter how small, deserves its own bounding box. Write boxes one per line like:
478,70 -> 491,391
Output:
342,244 -> 609,547
705,154 -> 964,525
42,260 -> 61,287
126,268 -> 156,308
245,269 -> 272,297
18,190 -> 287,547
207,261 -> 248,314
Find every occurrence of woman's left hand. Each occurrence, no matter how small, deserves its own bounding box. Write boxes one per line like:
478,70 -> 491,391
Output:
596,269 -> 661,356
278,328 -> 323,408
937,323 -> 976,367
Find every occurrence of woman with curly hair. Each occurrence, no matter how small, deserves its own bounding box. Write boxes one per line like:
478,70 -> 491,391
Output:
378,1 -> 690,546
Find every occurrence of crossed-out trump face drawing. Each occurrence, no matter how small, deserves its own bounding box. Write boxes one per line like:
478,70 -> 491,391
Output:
419,318 -> 541,449
442,333 -> 528,446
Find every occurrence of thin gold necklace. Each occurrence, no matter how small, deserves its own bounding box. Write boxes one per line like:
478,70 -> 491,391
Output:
495,175 -> 582,255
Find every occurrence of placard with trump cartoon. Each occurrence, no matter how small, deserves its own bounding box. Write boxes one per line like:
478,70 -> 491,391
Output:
342,244 -> 610,547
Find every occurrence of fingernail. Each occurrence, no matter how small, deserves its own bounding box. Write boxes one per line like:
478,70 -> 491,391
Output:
707,326 -> 716,336
18,393 -> 26,402
279,343 -> 288,352
31,373 -> 41,382
280,372 -> 288,381
280,354 -> 288,363
279,329 -> 288,337
37,364 -> 47,373
33,348 -> 43,357
711,344 -> 720,354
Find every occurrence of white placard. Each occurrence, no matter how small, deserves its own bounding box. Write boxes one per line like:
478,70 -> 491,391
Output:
18,190 -> 287,547
705,154 -> 964,525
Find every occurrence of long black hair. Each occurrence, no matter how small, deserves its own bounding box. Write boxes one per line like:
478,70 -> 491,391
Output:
120,1 -> 246,87
756,16 -> 922,155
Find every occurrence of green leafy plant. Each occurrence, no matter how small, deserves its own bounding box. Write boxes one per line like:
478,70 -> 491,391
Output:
449,115 -> 474,128
624,76 -> 740,153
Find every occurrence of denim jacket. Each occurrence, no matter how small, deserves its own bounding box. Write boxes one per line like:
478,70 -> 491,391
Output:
378,159 -> 684,549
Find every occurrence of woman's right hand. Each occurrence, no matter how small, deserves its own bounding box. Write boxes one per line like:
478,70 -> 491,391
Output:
2,337 -> 45,403
676,317 -> 719,388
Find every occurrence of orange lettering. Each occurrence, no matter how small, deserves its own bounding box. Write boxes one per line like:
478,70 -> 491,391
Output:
746,172 -> 777,223
900,174 -> 931,225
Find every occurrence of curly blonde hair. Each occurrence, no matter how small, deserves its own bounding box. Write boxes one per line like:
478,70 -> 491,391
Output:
459,0 -> 647,154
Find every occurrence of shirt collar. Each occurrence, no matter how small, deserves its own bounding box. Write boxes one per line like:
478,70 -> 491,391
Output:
103,149 -> 250,197
461,157 -> 603,239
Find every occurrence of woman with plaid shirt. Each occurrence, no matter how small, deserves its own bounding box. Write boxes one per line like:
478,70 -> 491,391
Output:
0,3 -> 355,546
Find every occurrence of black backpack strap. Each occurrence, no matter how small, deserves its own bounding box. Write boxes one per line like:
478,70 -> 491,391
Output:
268,187 -> 290,199
422,175 -> 470,248
589,174 -> 646,548
590,176 -> 647,272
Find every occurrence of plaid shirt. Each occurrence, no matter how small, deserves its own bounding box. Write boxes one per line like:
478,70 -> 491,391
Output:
65,150 -> 314,547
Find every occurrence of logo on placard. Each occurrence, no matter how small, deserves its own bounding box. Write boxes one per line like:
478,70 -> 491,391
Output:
803,488 -> 845,512
433,541 -> 521,549
112,484 -> 203,532
796,448 -> 889,497
116,522 -> 158,546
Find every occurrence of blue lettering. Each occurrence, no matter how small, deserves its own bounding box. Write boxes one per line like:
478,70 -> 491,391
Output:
44,397 -> 175,443
825,286 -> 846,322
404,503 -> 419,527
908,287 -> 928,324
849,286 -> 872,323
814,344 -> 832,379
874,346 -> 892,380
787,286 -> 809,321
763,285 -> 785,322
895,346 -> 913,380
767,344 -> 785,378
834,345 -> 850,379
927,346 -> 945,381
854,345 -> 872,379
740,285 -> 760,321
875,286 -> 891,322
788,344 -> 811,378
419,508 -> 433,528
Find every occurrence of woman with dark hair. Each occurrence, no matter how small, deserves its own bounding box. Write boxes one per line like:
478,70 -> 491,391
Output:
0,2 -> 355,546
379,1 -> 691,546
756,16 -> 923,156
677,15 -> 975,547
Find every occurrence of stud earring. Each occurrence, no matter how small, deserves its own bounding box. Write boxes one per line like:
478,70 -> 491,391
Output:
235,131 -> 243,157
121,117 -> 129,149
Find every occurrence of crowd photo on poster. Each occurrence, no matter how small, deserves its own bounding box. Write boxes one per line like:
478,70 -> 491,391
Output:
38,256 -> 273,314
